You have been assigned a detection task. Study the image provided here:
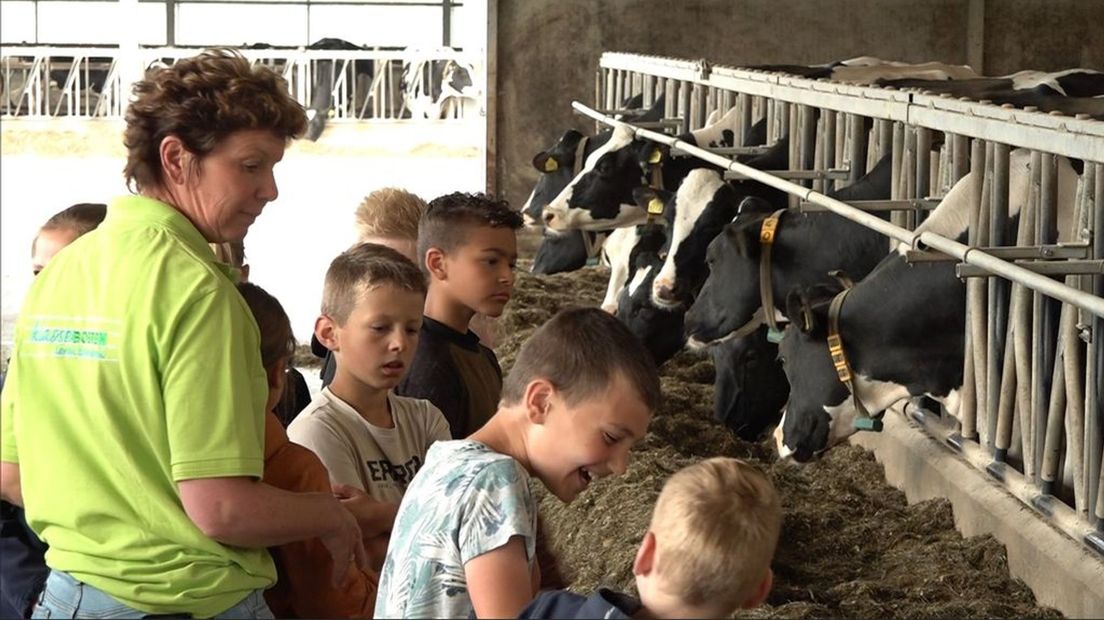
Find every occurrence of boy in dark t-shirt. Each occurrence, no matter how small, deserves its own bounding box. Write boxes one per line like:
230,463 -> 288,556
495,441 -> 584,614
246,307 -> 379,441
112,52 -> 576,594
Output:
396,192 -> 522,438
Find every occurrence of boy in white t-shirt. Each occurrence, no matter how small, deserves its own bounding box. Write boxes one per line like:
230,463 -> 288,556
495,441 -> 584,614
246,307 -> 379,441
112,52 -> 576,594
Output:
289,243 -> 450,568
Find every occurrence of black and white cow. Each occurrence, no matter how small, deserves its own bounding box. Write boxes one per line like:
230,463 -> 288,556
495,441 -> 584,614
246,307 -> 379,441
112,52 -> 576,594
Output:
775,149 -> 1079,461
298,39 -> 374,141
402,49 -> 477,120
684,153 -> 894,345
877,69 -> 1104,120
608,193 -> 789,440
614,220 -> 686,365
541,104 -> 761,231
525,95 -> 666,275
712,326 -> 791,441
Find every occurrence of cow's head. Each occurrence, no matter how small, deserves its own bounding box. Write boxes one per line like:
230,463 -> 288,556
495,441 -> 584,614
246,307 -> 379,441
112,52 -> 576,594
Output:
523,129 -> 590,228
543,125 -> 667,231
774,285 -> 853,462
683,197 -> 778,345
649,169 -> 736,309
711,326 -> 789,441
615,223 -> 686,366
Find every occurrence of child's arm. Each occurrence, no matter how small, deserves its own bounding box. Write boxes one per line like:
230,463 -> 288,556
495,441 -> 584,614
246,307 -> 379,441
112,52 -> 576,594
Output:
465,536 -> 535,619
333,483 -> 398,538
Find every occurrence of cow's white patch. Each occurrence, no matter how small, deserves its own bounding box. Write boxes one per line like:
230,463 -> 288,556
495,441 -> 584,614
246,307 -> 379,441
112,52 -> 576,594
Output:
938,387 -> 962,421
823,374 -> 910,448
600,226 -> 641,313
831,61 -> 977,84
653,169 -> 726,305
521,188 -> 541,229
547,203 -> 646,231
1004,68 -> 1099,95
899,148 -> 1079,255
686,308 -> 770,349
688,105 -> 742,148
773,413 -> 793,460
627,264 -> 653,297
582,125 -> 636,172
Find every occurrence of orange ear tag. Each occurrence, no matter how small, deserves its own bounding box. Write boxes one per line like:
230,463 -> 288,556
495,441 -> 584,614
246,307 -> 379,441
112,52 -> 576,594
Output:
647,198 -> 665,215
648,148 -> 663,164
544,158 -> 559,172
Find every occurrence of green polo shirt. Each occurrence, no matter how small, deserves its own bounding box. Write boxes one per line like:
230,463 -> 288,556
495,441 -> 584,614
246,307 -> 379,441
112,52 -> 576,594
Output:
0,195 -> 275,617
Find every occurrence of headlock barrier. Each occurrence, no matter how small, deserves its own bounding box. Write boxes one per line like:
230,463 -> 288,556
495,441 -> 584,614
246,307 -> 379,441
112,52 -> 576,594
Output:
0,45 -> 481,122
587,52 -> 1102,615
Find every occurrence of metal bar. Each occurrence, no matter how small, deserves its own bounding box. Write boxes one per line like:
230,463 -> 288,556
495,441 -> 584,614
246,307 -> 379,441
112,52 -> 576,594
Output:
725,169 -> 851,181
987,143 -> 1011,443
975,137 -> 993,441
801,198 -> 942,213
916,126 -> 933,226
957,260 -> 1104,278
907,245 -> 1091,262
573,99 -> 1104,317
1012,152 -> 1040,473
822,109 -> 837,194
671,145 -> 770,157
904,402 -> 1102,560
848,113 -> 868,183
737,92 -> 751,144
1089,163 -> 1104,517
1034,152 -> 1061,481
678,80 -> 691,134
598,52 -> 1104,162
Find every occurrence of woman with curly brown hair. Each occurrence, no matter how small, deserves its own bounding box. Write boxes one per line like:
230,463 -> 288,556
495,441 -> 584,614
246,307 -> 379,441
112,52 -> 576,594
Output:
0,49 -> 365,619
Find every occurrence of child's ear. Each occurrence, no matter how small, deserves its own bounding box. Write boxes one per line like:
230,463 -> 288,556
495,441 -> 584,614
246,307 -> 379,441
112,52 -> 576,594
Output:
632,530 -> 656,577
425,247 -> 448,280
742,568 -> 773,609
315,315 -> 339,352
523,378 -> 555,424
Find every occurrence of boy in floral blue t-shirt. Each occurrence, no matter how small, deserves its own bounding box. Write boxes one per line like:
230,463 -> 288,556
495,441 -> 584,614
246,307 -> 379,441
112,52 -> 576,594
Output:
374,308 -> 661,619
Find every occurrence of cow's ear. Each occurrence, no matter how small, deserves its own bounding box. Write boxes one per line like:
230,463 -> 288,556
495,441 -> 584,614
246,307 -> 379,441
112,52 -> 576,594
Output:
637,141 -> 668,167
724,221 -> 759,258
532,151 -> 560,173
784,288 -> 819,334
737,196 -> 775,216
632,186 -> 658,210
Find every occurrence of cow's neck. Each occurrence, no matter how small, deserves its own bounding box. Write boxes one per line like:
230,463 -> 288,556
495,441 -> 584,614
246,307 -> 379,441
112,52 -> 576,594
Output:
841,256 -> 967,403
770,211 -> 891,308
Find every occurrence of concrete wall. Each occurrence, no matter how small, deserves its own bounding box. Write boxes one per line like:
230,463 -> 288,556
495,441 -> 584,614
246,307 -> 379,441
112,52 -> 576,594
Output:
984,0 -> 1104,75
493,0 -> 1103,204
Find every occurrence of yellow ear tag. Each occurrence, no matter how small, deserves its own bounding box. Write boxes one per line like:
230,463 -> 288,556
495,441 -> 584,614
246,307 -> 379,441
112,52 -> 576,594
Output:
647,198 -> 665,215
648,148 -> 662,164
543,158 -> 559,172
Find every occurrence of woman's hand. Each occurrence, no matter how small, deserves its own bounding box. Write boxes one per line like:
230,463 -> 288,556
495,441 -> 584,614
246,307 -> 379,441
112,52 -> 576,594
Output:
332,484 -> 399,538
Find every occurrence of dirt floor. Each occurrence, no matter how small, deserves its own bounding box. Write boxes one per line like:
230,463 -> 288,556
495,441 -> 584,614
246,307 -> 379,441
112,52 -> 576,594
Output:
496,263 -> 1060,619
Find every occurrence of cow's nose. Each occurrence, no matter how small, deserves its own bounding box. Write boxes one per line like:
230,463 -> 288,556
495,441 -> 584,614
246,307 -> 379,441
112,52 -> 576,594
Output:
656,284 -> 675,301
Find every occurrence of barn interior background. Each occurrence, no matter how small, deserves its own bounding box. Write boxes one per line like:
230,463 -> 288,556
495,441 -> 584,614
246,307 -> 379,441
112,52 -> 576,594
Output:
2,0 -> 1103,617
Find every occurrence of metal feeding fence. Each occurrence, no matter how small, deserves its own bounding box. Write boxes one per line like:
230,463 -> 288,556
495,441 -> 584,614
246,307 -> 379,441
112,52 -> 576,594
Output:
586,52 -> 1102,556
0,45 -> 482,121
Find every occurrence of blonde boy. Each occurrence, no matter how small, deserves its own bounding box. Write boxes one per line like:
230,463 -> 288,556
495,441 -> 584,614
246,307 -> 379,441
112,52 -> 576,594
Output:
354,187 -> 427,258
521,457 -> 782,619
289,243 -> 451,567
374,307 -> 663,619
313,187 -> 429,386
